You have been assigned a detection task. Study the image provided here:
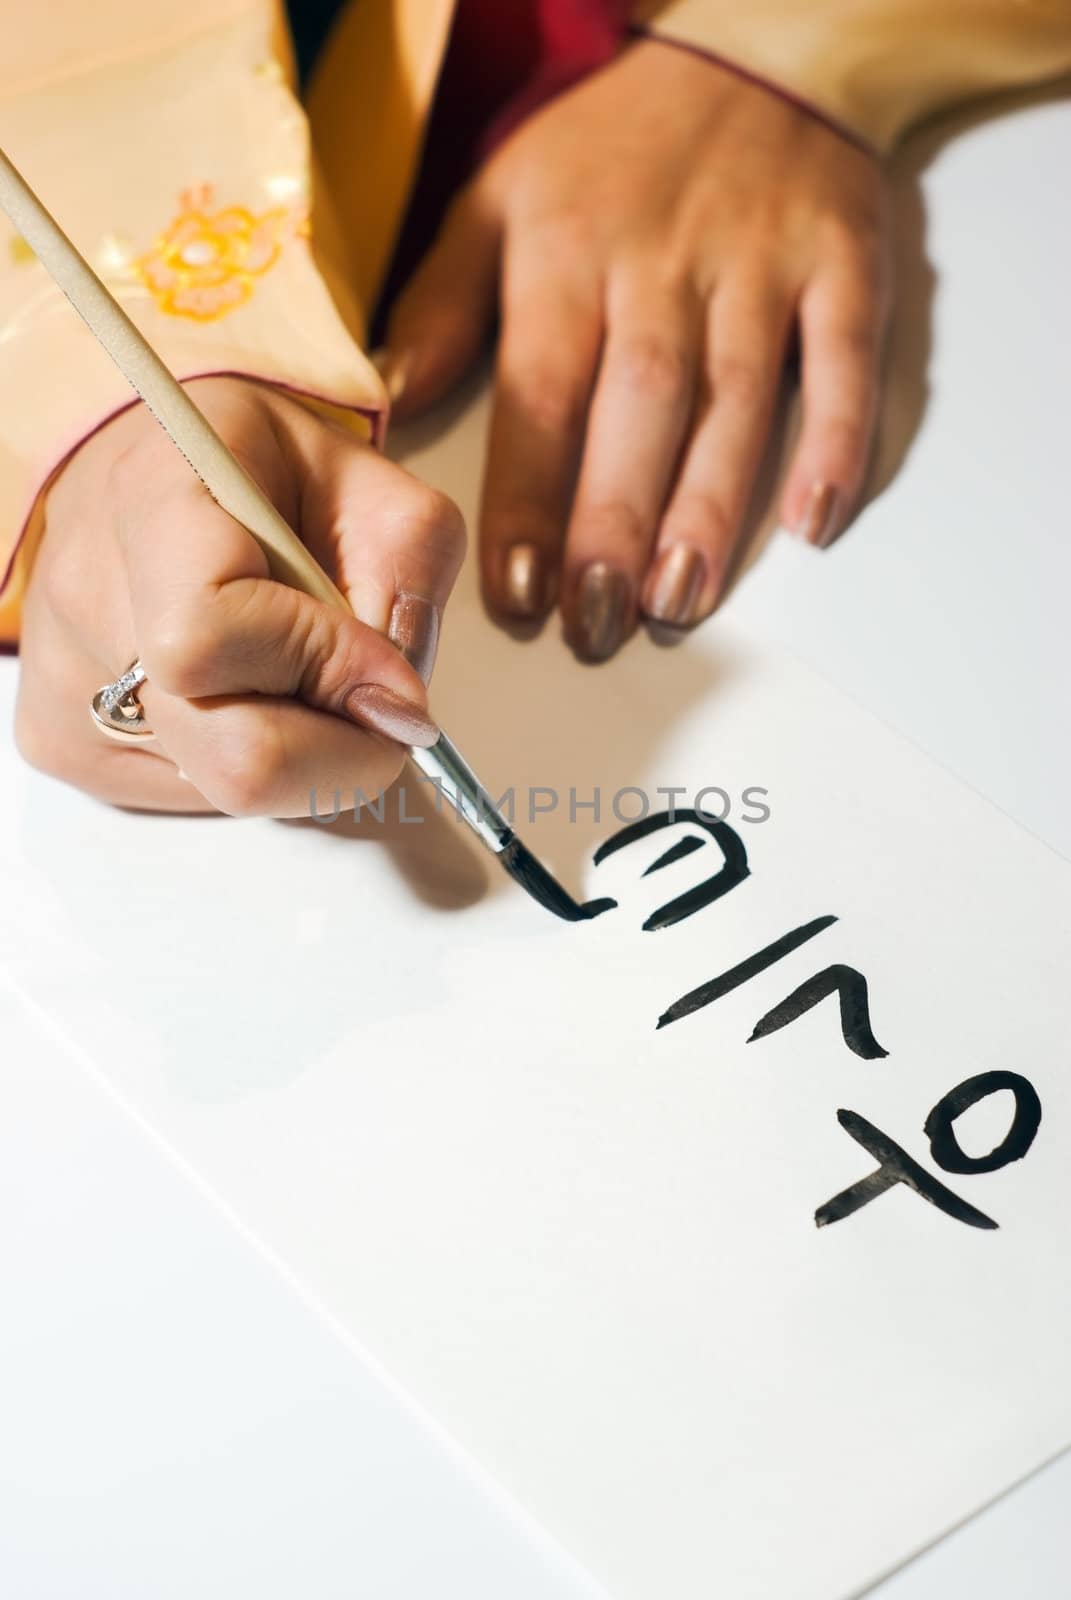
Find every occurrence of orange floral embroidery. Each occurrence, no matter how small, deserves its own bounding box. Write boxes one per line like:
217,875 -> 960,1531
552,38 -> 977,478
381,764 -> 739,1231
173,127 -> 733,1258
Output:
135,185 -> 307,321
8,234 -> 36,265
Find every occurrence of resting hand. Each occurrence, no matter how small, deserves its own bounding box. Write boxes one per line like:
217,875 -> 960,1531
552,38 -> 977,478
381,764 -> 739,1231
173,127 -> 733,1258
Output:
384,40 -> 890,659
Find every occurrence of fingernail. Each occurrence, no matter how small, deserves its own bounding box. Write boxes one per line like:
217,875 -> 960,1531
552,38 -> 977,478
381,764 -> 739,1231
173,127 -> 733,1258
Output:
574,562 -> 630,662
370,347 -> 410,405
645,544 -> 706,627
502,541 -> 549,618
388,591 -> 440,684
798,481 -> 842,548
344,684 -> 439,748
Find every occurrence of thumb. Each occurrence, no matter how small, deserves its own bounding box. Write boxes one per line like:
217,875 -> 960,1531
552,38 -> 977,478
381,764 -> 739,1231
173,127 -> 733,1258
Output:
124,486 -> 440,749
378,183 -> 501,420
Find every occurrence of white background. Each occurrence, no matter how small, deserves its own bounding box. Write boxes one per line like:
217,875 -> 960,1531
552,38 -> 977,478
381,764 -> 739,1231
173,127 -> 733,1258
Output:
2,83 -> 1070,1599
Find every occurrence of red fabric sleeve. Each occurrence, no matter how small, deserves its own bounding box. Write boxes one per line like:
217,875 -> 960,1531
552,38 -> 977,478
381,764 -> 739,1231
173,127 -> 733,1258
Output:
378,0 -> 632,317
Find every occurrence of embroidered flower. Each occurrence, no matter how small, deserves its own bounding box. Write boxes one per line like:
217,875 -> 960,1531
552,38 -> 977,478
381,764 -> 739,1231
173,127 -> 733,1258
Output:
8,234 -> 36,266
135,185 -> 307,321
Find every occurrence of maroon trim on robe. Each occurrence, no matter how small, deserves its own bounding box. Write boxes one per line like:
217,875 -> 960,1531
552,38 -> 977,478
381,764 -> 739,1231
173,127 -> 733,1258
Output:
625,24 -> 879,158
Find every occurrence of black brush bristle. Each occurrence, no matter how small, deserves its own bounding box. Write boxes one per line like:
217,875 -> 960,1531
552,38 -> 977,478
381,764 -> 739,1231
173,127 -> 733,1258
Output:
499,836 -> 616,923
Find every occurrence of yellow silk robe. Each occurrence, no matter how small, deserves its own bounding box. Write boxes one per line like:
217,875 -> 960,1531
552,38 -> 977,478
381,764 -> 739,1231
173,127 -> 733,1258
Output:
1,0 -> 1069,645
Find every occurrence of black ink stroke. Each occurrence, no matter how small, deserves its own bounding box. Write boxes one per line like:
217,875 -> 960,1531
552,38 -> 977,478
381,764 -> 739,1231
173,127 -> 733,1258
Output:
642,835 -> 705,876
499,836 -> 617,923
748,964 -> 888,1060
657,915 -> 837,1030
815,1109 -> 998,1230
924,1071 -> 1042,1176
593,809 -> 750,932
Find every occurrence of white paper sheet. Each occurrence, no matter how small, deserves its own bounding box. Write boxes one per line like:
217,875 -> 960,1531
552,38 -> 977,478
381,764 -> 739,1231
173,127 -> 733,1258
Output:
3,527 -> 1070,1600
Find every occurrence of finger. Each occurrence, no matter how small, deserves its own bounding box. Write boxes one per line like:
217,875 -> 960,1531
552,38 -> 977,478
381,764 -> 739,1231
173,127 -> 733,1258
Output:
17,550 -> 413,819
20,633 -> 412,818
266,398 -> 467,683
480,253 -> 602,622
14,594 -> 212,812
562,272 -> 701,660
119,486 -> 439,746
139,686 -> 413,819
379,183 -> 501,419
781,237 -> 890,547
644,273 -> 792,626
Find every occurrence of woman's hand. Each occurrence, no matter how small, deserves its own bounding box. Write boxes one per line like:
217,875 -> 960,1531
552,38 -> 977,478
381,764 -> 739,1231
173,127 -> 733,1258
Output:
15,377 -> 465,813
383,40 -> 891,659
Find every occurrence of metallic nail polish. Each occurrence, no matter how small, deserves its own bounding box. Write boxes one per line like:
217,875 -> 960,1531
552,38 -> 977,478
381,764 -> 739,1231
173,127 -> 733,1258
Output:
503,541 -> 547,618
388,592 -> 440,684
646,544 -> 706,627
574,562 -> 630,662
799,481 -> 842,548
344,684 -> 439,748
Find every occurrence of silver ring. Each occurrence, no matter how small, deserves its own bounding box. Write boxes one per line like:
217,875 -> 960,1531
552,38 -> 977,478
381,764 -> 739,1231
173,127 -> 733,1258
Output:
90,657 -> 155,742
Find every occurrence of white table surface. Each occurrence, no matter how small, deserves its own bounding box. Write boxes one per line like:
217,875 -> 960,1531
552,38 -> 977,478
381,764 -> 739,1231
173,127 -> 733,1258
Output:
2,85 -> 1069,1598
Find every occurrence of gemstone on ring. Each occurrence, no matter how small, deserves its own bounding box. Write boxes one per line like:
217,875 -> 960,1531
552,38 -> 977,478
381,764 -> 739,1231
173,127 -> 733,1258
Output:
90,658 -> 155,742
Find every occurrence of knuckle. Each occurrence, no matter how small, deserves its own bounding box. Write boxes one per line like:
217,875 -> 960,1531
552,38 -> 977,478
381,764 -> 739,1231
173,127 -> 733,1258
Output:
665,490 -> 733,550
613,332 -> 690,399
713,356 -> 770,414
387,489 -> 468,582
521,212 -> 597,262
575,497 -> 648,554
394,484 -> 466,548
822,165 -> 887,230
143,606 -> 221,699
503,363 -> 586,437
829,318 -> 882,365
734,201 -> 784,248
37,534 -> 89,626
202,714 -> 287,818
852,216 -> 891,273
826,323 -> 877,366
824,210 -> 891,285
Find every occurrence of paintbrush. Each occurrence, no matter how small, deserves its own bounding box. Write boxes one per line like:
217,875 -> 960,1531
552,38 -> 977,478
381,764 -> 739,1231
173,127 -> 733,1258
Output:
0,145 -> 613,922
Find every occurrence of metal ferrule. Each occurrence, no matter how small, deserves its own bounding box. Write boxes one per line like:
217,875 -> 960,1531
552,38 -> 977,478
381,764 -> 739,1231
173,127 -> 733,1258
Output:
408,733 -> 514,854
